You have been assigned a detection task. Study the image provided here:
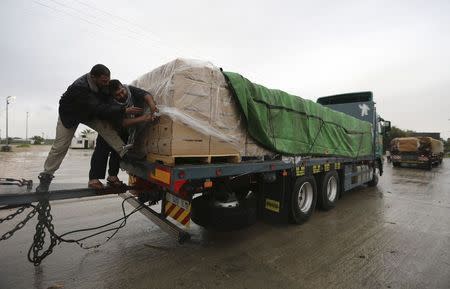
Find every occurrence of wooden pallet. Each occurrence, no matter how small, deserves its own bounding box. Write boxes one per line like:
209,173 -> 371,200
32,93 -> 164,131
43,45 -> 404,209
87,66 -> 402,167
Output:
148,153 -> 241,166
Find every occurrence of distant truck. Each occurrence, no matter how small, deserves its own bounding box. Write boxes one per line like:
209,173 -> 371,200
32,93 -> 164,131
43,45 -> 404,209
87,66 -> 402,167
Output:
390,137 -> 444,169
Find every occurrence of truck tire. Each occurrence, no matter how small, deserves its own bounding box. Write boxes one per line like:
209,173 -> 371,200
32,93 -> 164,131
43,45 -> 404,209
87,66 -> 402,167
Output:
367,171 -> 379,187
426,161 -> 432,171
289,176 -> 317,224
317,170 -> 340,211
191,195 -> 257,231
211,197 -> 257,231
392,162 -> 400,168
191,196 -> 211,227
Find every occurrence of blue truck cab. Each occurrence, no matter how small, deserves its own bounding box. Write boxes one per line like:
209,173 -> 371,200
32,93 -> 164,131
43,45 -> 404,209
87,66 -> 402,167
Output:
317,91 -> 391,175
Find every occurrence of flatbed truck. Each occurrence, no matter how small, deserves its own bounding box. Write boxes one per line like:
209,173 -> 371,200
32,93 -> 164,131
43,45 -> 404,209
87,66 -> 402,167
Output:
390,137 -> 444,170
121,91 -> 391,241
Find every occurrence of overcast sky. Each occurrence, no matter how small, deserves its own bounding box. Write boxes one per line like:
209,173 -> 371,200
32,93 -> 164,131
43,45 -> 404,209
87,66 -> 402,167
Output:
0,0 -> 449,140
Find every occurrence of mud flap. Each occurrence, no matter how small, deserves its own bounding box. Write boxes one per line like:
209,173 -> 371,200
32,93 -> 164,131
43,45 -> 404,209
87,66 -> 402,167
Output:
258,170 -> 292,224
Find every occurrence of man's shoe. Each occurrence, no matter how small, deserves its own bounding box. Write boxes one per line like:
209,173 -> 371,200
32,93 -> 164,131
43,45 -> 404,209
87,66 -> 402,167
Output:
36,173 -> 54,193
88,179 -> 105,189
106,176 -> 123,187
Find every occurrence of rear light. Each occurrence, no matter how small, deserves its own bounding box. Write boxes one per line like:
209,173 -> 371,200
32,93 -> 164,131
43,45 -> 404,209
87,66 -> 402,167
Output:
215,168 -> 222,176
204,180 -> 213,188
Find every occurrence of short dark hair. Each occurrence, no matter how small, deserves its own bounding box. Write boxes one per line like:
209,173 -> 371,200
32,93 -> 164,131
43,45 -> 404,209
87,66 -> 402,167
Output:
90,64 -> 110,77
109,79 -> 123,93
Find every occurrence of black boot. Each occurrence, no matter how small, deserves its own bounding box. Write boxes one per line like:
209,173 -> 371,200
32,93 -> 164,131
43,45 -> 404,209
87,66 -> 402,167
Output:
36,173 -> 54,193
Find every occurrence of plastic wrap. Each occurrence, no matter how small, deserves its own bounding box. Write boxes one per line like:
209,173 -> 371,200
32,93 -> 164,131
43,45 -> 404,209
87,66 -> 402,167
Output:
391,137 -> 420,152
430,138 -> 444,154
418,137 -> 444,155
131,58 -> 269,157
391,137 -> 443,155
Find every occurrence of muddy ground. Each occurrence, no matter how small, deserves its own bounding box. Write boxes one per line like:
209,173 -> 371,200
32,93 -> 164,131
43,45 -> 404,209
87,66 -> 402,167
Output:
0,145 -> 449,289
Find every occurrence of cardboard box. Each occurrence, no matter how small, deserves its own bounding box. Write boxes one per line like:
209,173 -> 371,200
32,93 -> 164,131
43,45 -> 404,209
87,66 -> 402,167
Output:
158,138 -> 210,156
147,139 -> 159,154
245,142 -> 271,156
210,138 -> 244,155
159,120 -> 207,140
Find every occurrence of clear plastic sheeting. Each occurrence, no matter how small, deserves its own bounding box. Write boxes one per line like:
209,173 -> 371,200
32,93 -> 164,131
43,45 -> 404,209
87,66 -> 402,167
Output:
390,137 -> 444,155
154,106 -> 239,144
131,58 -> 270,157
390,137 -> 420,152
419,137 -> 444,155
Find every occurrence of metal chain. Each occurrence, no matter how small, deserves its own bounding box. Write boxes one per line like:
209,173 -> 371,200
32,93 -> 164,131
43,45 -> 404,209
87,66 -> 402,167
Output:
0,206 -> 37,241
1,193 -> 140,265
29,200 -> 60,266
0,206 -> 27,223
0,178 -> 33,190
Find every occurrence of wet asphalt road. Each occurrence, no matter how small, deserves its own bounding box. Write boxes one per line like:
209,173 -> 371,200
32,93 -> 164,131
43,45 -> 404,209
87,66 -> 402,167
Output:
0,145 -> 449,289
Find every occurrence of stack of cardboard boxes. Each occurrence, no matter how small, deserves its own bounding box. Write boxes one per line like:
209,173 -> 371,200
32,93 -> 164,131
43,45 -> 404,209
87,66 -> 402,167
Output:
131,58 -> 272,158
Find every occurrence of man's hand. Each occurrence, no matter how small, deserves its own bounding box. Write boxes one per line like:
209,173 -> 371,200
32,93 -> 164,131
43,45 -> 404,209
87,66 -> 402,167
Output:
140,113 -> 155,122
125,106 -> 143,115
122,112 -> 155,127
145,94 -> 159,114
150,103 -> 159,114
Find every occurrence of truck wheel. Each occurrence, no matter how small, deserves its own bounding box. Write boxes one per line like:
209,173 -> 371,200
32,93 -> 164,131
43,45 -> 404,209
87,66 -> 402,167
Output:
367,171 -> 379,187
191,196 -> 211,227
317,171 -> 340,211
290,176 -> 317,224
426,161 -> 432,171
191,195 -> 257,231
392,162 -> 400,168
211,197 -> 257,231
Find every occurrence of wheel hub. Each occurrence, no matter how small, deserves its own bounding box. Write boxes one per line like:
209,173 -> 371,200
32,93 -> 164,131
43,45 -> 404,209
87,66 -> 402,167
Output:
297,182 -> 313,213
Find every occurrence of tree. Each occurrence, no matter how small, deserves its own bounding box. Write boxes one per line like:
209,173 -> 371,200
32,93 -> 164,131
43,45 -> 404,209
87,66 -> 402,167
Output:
384,126 -> 414,151
81,128 -> 94,138
444,139 -> 450,153
31,135 -> 44,145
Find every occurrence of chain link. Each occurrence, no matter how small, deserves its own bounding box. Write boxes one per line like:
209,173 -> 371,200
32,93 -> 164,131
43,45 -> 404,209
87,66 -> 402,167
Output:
0,178 -> 33,190
0,206 -> 27,223
1,192 -> 140,265
28,200 -> 60,266
0,206 -> 37,241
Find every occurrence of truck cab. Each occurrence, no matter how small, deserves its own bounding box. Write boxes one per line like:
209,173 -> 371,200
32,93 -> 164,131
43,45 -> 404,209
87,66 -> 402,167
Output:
317,91 -> 391,174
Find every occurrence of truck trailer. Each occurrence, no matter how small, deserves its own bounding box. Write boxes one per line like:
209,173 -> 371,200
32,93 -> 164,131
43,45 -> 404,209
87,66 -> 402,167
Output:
122,90 -> 391,240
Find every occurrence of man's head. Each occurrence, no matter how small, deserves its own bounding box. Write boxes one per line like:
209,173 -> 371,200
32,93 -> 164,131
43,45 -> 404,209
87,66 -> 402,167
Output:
109,79 -> 127,102
90,64 -> 111,88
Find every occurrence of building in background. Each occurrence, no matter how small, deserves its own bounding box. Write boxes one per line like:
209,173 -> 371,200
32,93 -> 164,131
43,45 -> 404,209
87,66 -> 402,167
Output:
70,130 -> 97,149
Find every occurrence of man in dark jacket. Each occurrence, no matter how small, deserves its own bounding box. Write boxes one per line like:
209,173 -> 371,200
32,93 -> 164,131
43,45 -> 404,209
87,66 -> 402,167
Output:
36,64 -> 142,192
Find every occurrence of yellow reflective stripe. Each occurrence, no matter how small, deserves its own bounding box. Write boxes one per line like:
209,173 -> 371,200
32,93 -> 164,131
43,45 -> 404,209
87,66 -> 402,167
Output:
178,207 -> 190,222
151,168 -> 170,184
169,206 -> 181,218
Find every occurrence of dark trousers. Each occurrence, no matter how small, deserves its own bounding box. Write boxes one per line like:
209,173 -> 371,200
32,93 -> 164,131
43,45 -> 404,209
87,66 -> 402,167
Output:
89,135 -> 121,179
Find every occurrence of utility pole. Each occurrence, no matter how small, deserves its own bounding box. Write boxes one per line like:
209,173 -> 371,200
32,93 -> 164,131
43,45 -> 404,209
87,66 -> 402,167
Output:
6,97 -> 9,146
1,96 -> 15,152
26,111 -> 29,141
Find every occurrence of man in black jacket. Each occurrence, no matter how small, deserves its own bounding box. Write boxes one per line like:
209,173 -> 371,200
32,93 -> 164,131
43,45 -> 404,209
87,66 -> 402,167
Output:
36,64 -> 141,192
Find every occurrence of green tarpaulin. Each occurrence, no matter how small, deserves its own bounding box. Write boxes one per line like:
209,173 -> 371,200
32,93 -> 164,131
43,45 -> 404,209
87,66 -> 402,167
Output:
223,71 -> 373,158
